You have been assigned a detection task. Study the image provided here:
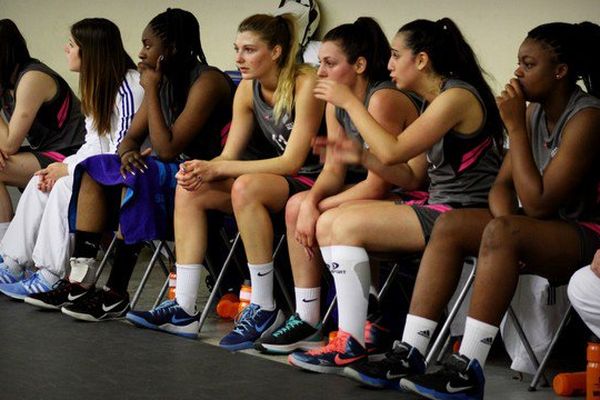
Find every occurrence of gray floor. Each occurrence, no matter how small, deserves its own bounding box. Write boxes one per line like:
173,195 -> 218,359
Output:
0,244 -> 574,400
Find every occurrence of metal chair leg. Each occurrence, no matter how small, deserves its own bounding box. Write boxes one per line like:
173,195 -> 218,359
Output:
130,241 -> 164,309
94,233 -> 118,282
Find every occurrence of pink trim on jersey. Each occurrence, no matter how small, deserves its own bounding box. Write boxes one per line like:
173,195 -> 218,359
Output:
580,222 -> 600,236
292,175 -> 315,188
403,190 -> 429,206
423,203 -> 453,213
40,151 -> 66,162
220,121 -> 231,147
458,136 -> 492,173
56,96 -> 70,128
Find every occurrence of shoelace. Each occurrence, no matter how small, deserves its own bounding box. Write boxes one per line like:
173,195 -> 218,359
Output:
150,300 -> 179,316
306,331 -> 349,356
232,304 -> 261,334
384,341 -> 410,363
273,315 -> 302,338
51,280 -> 70,291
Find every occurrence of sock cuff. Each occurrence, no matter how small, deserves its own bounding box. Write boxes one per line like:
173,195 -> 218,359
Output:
331,245 -> 369,261
247,261 -> 274,269
465,316 -> 498,332
176,263 -> 203,271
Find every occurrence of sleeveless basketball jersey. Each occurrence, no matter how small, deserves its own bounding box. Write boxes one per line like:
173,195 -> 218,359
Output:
426,79 -> 502,207
2,60 -> 85,152
159,62 -> 235,161
252,79 -> 322,175
529,86 -> 600,222
335,80 -> 424,176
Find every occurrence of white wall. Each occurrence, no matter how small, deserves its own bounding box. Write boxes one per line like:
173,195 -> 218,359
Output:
2,0 -> 599,94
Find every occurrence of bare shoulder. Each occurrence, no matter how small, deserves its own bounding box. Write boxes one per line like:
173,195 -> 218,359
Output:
294,67 -> 318,91
16,70 -> 57,101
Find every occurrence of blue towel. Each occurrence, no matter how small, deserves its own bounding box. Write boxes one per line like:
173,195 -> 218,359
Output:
69,154 -> 179,244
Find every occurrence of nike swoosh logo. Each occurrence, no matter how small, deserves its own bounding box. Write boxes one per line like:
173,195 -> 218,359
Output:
257,270 -> 273,277
445,382 -> 474,393
333,354 -> 364,366
302,298 -> 318,303
172,316 -> 197,324
386,371 -> 405,380
67,292 -> 87,301
102,301 -> 124,312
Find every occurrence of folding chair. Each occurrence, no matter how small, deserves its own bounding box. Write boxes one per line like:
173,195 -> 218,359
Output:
424,257 -> 552,387
197,232 -> 293,334
129,240 -> 175,309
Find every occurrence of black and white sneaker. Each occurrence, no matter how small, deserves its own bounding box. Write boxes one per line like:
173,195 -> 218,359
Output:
343,341 -> 426,389
61,287 -> 130,322
24,281 -> 93,310
254,313 -> 324,354
400,353 -> 485,400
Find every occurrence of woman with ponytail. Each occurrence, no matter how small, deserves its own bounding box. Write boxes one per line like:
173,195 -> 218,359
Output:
350,21 -> 600,399
254,17 -> 426,356
288,18 -> 503,376
397,21 -> 600,399
0,18 -> 142,301
25,9 -> 234,322
126,13 -> 325,344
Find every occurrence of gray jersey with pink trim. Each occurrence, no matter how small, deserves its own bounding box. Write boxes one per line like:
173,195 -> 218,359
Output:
529,86 -> 600,222
335,80 -> 423,176
426,79 -> 502,207
1,60 -> 85,152
252,79 -> 323,175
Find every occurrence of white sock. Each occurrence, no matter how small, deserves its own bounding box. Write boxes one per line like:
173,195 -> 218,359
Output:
459,316 -> 499,368
0,222 -> 9,241
248,261 -> 275,311
319,246 -> 333,266
295,286 -> 321,327
39,268 -> 60,286
175,263 -> 202,315
2,255 -> 23,276
369,285 -> 378,298
401,314 -> 438,356
69,257 -> 97,287
329,245 -> 370,346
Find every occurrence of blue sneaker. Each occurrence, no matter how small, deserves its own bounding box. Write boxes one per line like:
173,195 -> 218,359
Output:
126,299 -> 200,339
288,330 -> 367,375
0,272 -> 52,300
0,263 -> 24,284
400,353 -> 485,400
344,341 -> 426,390
219,303 -> 285,351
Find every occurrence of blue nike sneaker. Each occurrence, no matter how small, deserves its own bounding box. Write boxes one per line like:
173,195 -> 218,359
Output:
0,263 -> 24,284
126,299 -> 200,339
0,271 -> 52,300
400,353 -> 485,400
219,303 -> 285,351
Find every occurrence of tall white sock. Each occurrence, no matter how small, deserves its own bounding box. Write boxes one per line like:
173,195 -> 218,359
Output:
320,246 -> 333,267
459,316 -> 499,368
295,286 -> 321,327
39,268 -> 60,286
248,261 -> 275,311
175,263 -> 202,315
401,314 -> 438,356
0,222 -> 9,241
328,245 -> 370,346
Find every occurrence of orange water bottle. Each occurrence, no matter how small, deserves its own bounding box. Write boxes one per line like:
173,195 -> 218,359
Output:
167,271 -> 176,300
553,372 -> 586,396
588,338 -> 600,400
216,292 -> 240,320
237,280 -> 252,314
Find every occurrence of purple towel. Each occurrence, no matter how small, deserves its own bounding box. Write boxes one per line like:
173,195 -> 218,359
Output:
69,154 -> 179,244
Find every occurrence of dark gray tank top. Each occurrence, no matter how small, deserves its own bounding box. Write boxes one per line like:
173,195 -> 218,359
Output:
334,80 -> 423,176
529,86 -> 600,222
426,79 -> 502,206
2,60 -> 85,152
252,80 -> 322,175
159,62 -> 234,161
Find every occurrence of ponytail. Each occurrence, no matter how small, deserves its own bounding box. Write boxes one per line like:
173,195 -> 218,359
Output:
399,18 -> 504,151
239,13 -> 307,122
323,17 -> 390,82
